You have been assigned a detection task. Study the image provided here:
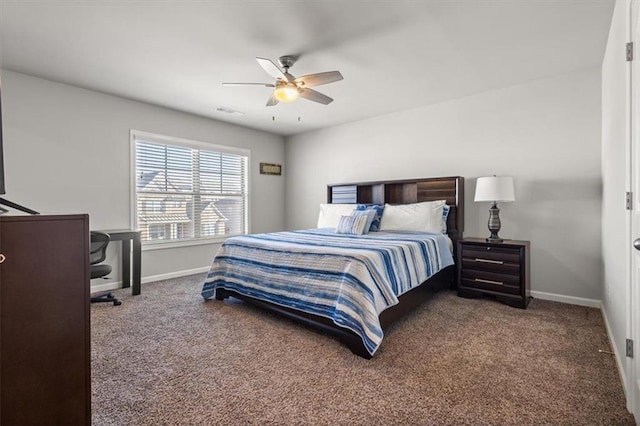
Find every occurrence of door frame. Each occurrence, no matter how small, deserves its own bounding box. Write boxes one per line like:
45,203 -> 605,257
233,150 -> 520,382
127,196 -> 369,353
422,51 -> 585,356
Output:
629,0 -> 640,418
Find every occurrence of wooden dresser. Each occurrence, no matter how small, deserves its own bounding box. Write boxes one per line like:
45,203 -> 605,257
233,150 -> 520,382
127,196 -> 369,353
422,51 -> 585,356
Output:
457,238 -> 531,309
0,214 -> 90,425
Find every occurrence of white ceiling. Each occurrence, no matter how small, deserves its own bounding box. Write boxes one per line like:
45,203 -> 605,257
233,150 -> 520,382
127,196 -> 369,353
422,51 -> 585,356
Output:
0,0 -> 614,136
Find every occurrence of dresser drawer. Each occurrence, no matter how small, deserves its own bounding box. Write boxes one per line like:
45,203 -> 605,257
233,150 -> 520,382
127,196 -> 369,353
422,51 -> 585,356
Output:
461,269 -> 520,295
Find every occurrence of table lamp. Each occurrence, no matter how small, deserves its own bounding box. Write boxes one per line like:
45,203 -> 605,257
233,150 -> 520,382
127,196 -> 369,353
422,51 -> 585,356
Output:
474,176 -> 515,243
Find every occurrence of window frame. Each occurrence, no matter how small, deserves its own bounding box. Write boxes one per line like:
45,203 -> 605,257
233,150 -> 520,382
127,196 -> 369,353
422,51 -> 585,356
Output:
130,130 -> 251,249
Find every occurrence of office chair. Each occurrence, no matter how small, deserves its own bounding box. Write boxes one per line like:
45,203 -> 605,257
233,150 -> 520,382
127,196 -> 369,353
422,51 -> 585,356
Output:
90,231 -> 122,306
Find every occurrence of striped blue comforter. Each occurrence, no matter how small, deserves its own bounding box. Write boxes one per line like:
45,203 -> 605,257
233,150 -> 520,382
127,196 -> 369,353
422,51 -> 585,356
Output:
201,229 -> 454,355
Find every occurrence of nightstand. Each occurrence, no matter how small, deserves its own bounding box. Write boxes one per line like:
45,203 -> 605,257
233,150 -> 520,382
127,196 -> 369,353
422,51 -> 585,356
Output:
457,238 -> 530,309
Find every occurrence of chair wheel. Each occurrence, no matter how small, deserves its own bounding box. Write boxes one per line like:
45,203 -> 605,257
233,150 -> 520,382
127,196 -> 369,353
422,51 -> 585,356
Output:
114,300 -> 122,306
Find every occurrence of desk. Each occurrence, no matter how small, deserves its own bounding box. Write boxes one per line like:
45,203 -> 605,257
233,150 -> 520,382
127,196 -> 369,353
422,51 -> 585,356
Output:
100,229 -> 142,296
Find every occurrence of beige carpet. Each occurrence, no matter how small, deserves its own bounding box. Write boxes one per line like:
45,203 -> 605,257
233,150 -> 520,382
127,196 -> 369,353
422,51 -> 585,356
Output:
91,274 -> 634,425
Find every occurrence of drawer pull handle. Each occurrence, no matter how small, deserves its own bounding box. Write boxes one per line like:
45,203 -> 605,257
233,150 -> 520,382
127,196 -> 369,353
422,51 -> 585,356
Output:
474,278 -> 503,286
474,258 -> 504,265
0,254 -> 5,264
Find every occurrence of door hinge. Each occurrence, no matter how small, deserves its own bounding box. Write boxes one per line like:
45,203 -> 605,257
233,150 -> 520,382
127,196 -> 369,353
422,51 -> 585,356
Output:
626,192 -> 633,210
627,42 -> 634,61
627,339 -> 634,358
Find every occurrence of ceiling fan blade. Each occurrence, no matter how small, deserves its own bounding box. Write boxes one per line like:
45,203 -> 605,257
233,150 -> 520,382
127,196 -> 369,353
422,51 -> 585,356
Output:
266,93 -> 279,107
294,71 -> 343,88
222,82 -> 275,87
256,57 -> 290,81
298,88 -> 333,105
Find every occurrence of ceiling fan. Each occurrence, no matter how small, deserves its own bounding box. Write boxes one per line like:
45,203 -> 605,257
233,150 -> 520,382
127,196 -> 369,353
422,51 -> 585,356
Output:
222,56 -> 343,106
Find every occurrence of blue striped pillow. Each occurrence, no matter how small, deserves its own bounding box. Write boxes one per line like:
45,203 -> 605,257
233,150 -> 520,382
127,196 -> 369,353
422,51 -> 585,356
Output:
336,214 -> 369,235
356,204 -> 385,232
442,204 -> 451,233
352,209 -> 376,234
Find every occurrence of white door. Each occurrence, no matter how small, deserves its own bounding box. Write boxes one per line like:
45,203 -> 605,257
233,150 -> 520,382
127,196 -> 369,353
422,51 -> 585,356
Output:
631,0 -> 640,419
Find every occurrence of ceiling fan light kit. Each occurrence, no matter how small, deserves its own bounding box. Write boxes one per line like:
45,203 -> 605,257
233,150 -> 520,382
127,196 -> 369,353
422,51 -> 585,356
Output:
274,82 -> 299,102
223,55 -> 343,107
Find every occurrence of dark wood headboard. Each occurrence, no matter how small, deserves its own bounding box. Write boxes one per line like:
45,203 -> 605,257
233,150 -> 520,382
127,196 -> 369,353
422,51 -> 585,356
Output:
327,176 -> 465,243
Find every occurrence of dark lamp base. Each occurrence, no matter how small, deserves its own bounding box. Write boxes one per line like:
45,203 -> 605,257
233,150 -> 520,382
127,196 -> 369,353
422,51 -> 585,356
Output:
486,202 -> 504,243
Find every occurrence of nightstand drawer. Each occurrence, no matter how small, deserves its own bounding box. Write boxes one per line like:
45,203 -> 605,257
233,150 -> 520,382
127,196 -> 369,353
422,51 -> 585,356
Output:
461,269 -> 520,295
460,257 -> 520,275
461,246 -> 521,264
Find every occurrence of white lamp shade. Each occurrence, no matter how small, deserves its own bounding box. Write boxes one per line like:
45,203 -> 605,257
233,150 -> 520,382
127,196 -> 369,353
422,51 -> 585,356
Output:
474,176 -> 515,202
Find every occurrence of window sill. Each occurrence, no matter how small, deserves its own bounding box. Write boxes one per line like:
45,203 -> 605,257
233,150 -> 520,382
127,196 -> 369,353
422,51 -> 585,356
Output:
142,235 -> 240,251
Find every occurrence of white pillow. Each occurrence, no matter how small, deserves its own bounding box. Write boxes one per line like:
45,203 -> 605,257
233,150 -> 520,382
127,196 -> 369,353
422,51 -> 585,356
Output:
379,200 -> 446,233
317,203 -> 359,228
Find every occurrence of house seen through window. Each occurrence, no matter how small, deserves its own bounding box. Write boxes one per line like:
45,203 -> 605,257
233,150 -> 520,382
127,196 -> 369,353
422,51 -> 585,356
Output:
133,133 -> 249,243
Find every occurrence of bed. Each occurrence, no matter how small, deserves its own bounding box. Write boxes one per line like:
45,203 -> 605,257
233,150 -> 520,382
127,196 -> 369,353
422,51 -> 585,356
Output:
202,176 -> 464,358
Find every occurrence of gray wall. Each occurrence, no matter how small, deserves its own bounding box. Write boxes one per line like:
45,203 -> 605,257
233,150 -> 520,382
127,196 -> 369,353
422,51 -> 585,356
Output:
286,67 -> 602,301
2,70 -> 285,285
2,66 -> 606,302
601,0 -> 631,392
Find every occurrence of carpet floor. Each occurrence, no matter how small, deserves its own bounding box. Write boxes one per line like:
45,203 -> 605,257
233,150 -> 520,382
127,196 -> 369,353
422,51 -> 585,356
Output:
91,274 -> 635,425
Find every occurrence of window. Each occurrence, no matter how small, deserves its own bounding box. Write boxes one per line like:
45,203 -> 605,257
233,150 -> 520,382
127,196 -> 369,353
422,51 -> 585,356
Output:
132,131 -> 249,244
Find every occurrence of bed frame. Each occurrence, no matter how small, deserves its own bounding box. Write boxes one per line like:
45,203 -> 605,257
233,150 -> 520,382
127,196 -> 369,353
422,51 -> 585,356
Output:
215,176 -> 465,358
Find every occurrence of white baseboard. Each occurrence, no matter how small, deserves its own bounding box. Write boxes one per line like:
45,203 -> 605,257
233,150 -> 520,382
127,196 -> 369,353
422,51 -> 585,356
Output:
95,272 -> 604,307
90,266 -> 210,294
95,271 -> 604,309
140,266 -> 210,284
600,305 -> 628,397
94,270 -> 603,310
90,280 -> 121,294
530,290 -> 601,308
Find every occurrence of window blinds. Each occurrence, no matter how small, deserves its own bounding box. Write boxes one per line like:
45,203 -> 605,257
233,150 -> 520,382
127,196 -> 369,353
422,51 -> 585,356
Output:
134,138 -> 248,243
